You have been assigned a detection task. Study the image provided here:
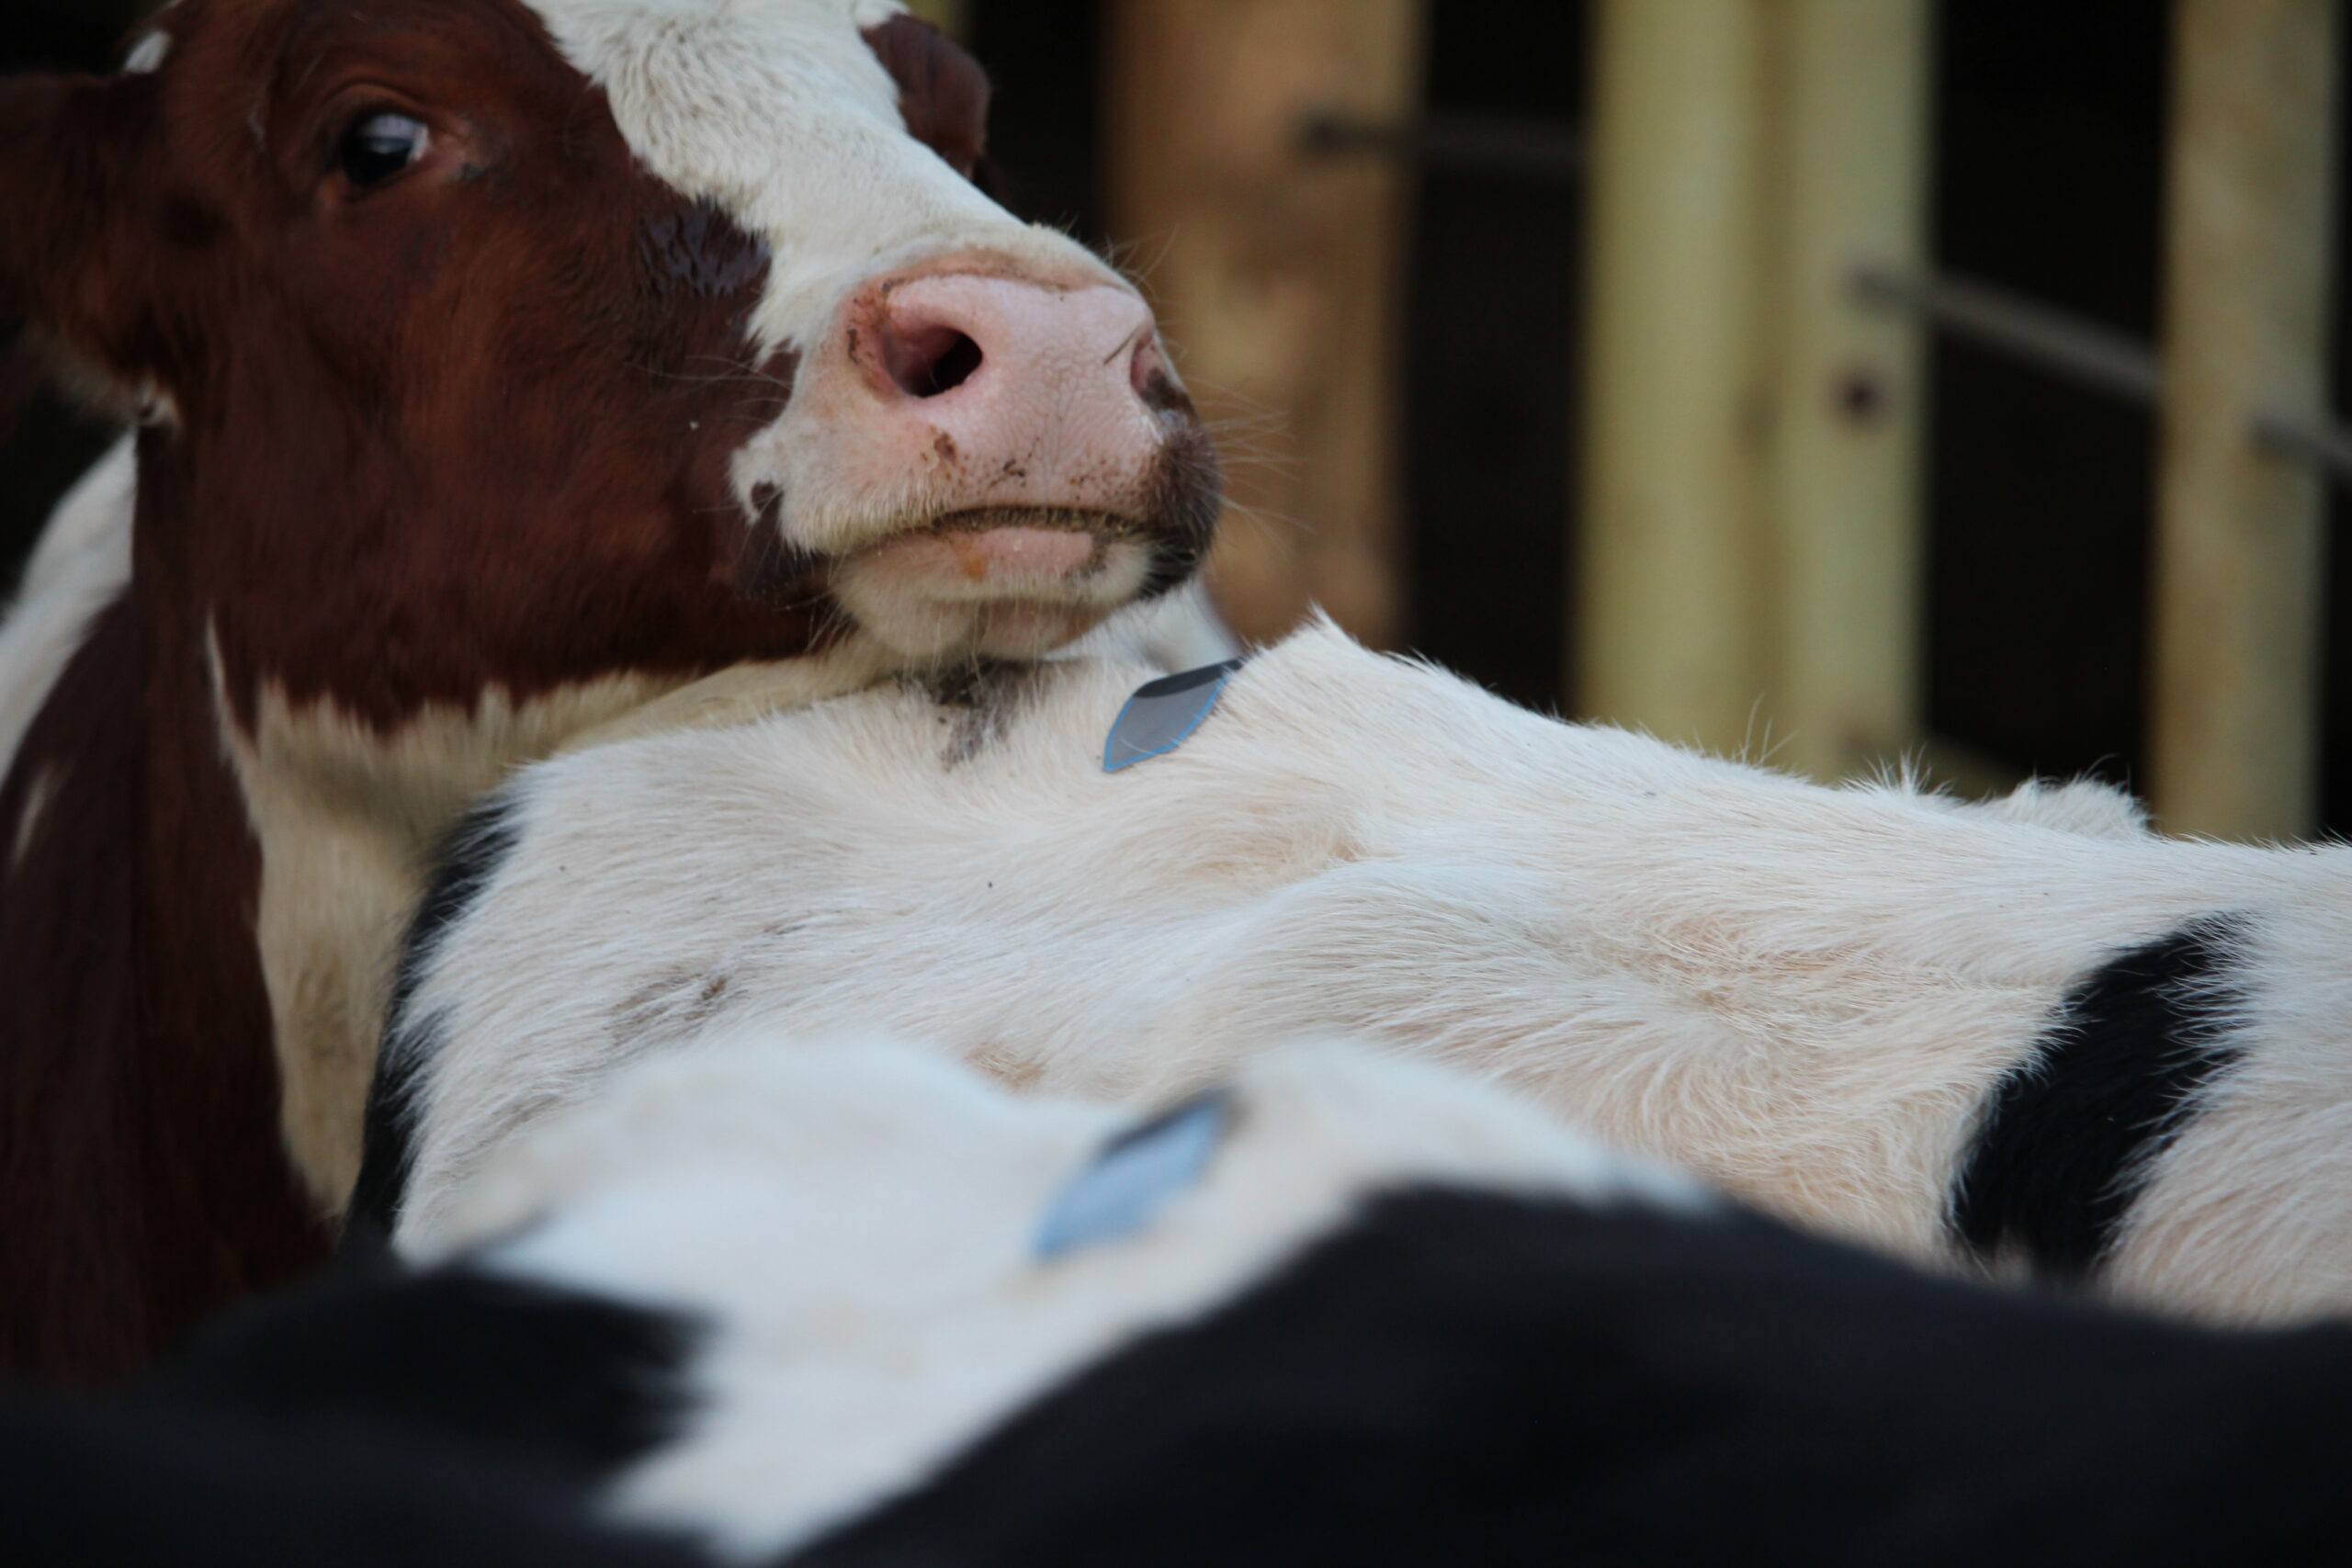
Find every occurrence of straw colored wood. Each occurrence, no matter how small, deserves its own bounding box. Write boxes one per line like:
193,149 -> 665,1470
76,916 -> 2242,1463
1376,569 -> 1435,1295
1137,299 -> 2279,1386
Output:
2151,0 -> 2339,841
1760,0 -> 1932,783
905,0 -> 968,39
1578,0 -> 1770,751
1103,0 -> 1427,648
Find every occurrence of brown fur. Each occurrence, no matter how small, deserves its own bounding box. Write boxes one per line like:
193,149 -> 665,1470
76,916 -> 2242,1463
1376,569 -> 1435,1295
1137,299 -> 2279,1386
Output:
0,0 -> 1134,1384
0,586 -> 331,1386
862,14 -> 992,181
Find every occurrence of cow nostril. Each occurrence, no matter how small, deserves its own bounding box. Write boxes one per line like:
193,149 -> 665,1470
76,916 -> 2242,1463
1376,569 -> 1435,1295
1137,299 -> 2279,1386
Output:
923,333 -> 983,397
885,323 -> 985,400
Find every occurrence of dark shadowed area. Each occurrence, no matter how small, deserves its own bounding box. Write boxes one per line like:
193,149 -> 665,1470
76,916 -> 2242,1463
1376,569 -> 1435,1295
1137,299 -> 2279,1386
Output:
0,0 -> 132,585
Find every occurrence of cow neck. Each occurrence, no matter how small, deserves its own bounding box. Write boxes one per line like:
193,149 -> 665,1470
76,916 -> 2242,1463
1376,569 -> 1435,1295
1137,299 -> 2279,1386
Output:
130,400 -> 862,1216
0,563 -> 332,1387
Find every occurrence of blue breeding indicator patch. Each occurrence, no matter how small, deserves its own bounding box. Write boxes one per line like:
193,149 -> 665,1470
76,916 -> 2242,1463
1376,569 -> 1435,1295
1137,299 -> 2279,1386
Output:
1035,1091 -> 1236,1260
1102,659 -> 1246,773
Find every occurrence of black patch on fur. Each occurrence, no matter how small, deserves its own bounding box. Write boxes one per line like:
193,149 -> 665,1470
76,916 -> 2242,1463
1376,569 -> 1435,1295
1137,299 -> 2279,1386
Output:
0,1393 -> 704,1568
141,1259 -> 702,1492
1135,423 -> 1223,600
736,484 -> 827,606
24,1254 -> 709,1566
639,201 -> 773,299
347,794 -> 526,1243
911,659 -> 1043,767
792,1185 -> 2352,1568
1951,913 -> 2255,1283
341,1010 -> 445,1256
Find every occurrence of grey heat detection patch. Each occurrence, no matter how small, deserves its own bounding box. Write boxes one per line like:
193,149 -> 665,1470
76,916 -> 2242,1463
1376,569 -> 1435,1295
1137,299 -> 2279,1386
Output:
1102,660 -> 1246,773
1035,1092 -> 1235,1259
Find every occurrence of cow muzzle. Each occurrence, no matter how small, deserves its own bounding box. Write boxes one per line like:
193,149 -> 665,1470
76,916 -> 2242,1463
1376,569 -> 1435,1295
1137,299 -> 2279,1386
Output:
756,253 -> 1220,661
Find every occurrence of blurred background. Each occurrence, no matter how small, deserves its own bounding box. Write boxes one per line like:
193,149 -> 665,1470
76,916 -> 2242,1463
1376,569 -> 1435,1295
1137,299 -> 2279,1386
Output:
6,0 -> 2350,841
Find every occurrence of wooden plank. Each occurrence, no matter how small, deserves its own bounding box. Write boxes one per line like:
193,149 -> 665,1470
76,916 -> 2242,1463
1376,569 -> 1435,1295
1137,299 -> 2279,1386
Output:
1577,0 -> 1770,751
1103,0 -> 1427,648
2150,0 -> 2339,840
1760,0 -> 1933,782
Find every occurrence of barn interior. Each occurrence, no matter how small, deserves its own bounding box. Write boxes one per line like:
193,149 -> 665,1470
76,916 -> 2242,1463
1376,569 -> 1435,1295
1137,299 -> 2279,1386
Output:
6,0 -> 2349,838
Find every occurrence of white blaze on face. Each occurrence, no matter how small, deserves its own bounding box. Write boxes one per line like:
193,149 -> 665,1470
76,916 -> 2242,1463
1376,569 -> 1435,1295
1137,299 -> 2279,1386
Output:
526,0 -> 1193,656
528,0 -> 1012,355
523,1 -> 1115,418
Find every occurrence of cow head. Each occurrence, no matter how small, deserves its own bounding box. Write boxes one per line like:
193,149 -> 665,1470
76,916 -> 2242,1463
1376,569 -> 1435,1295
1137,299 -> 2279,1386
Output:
0,0 -> 1219,726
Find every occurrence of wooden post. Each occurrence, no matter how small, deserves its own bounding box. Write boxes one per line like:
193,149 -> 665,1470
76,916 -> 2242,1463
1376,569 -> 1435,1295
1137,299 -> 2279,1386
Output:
905,0 -> 968,39
2150,0 -> 2339,841
1760,0 -> 1933,782
1578,0 -> 1770,751
1103,0 -> 1427,648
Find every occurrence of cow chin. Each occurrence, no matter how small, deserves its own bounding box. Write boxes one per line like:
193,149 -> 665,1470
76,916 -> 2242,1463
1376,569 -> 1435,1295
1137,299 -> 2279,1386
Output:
829,512 -> 1159,661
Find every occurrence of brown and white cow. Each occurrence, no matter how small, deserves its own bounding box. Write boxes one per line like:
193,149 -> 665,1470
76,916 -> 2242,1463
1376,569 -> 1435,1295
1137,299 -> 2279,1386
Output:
0,0 -> 1221,1382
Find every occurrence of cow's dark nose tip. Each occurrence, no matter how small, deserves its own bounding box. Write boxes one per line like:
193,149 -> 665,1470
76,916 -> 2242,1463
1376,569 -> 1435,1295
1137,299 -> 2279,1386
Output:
878,321 -> 985,400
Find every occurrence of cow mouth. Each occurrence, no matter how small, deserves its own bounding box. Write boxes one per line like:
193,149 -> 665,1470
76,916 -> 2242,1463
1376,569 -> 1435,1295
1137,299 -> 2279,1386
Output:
885,506 -> 1140,582
828,505 -> 1159,660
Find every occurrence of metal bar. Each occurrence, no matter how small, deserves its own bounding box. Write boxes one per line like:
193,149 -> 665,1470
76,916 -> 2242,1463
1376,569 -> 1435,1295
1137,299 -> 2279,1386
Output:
2249,408 -> 2352,479
1298,111 -> 1583,182
1848,264 -> 2160,405
1850,263 -> 2352,489
1314,117 -> 2352,493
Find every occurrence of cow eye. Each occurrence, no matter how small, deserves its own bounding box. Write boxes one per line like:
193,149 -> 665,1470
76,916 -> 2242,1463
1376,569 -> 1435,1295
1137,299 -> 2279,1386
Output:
338,112 -> 431,190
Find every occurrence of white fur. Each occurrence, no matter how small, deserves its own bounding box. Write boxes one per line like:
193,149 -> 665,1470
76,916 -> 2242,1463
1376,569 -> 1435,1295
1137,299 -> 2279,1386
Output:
394,620 -> 2352,1324
9,764 -> 60,870
218,642 -> 899,1209
224,594 -> 1223,1208
0,439 -> 133,793
528,0 -> 987,360
123,32 -> 173,75
431,1033 -> 1702,1561
523,0 -> 1163,559
1938,774 -> 2153,840
1064,578 -> 1240,671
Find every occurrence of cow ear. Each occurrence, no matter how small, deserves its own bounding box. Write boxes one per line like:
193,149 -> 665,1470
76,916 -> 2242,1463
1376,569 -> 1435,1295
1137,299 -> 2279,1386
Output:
862,15 -> 993,182
0,73 -> 157,405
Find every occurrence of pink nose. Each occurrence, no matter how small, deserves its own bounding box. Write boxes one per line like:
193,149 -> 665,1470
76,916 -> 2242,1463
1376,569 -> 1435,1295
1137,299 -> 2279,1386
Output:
846,270 -> 1173,509
861,273 -> 1165,405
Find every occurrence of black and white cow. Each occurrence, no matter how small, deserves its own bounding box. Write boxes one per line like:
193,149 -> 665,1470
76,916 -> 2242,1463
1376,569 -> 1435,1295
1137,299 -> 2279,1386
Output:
82,1032 -> 2352,1566
366,620 -> 2352,1325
